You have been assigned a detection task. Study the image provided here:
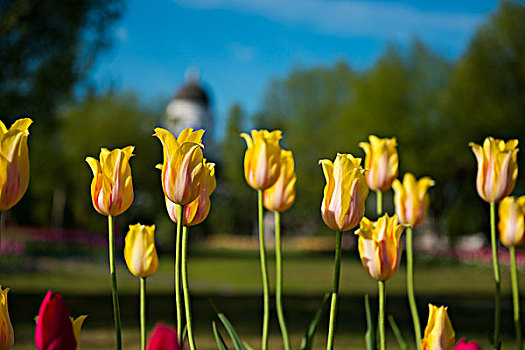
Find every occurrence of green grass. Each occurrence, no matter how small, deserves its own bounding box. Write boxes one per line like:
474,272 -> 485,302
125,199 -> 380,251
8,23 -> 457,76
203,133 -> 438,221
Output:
2,251 -> 524,349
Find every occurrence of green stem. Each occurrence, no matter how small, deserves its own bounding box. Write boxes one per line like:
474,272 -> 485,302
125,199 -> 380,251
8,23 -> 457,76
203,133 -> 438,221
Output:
108,215 -> 122,350
275,211 -> 291,350
377,191 -> 383,217
140,277 -> 146,350
379,281 -> 386,350
510,246 -> 522,350
490,202 -> 501,349
182,226 -> 196,350
406,227 -> 422,350
326,230 -> 343,350
258,190 -> 270,350
175,204 -> 183,342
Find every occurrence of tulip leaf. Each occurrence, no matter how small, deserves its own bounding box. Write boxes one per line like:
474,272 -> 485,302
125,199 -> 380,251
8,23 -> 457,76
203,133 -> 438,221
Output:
212,321 -> 230,350
387,314 -> 408,350
210,299 -> 246,350
300,293 -> 330,350
364,294 -> 375,350
243,341 -> 255,350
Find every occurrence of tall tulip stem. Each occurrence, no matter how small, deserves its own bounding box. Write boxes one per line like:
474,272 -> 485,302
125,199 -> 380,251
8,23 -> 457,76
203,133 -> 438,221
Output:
140,277 -> 146,350
378,281 -> 386,350
275,211 -> 291,350
376,190 -> 383,216
327,230 -> 343,350
108,215 -> 122,350
490,202 -> 501,348
258,190 -> 270,350
175,204 -> 183,342
406,227 -> 422,350
510,246 -> 523,350
182,226 -> 196,350
0,211 -> 4,252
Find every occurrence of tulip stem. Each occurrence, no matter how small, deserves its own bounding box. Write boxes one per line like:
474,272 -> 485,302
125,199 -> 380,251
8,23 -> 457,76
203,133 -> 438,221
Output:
490,202 -> 501,349
327,230 -> 343,350
406,227 -> 422,350
140,277 -> 146,350
258,190 -> 270,350
175,204 -> 183,342
378,281 -> 386,350
182,225 -> 196,350
108,215 -> 122,350
275,211 -> 291,350
376,191 -> 383,216
510,246 -> 523,350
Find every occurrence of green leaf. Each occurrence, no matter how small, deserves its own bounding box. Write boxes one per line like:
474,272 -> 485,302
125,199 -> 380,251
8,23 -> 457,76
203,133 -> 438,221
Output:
364,294 -> 375,350
300,293 -> 330,350
388,314 -> 408,350
212,321 -> 230,350
210,299 -> 246,350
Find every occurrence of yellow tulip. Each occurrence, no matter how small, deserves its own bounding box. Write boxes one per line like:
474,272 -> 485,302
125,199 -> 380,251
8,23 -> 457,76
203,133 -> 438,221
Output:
154,128 -> 205,206
86,147 -> 134,217
421,304 -> 455,350
0,286 -> 13,350
0,118 -> 32,211
166,161 -> 216,226
124,224 -> 159,278
263,150 -> 296,212
70,315 -> 87,350
355,214 -> 405,281
359,135 -> 398,192
319,153 -> 368,232
498,196 -> 525,247
240,129 -> 282,190
469,137 -> 518,203
392,173 -> 435,228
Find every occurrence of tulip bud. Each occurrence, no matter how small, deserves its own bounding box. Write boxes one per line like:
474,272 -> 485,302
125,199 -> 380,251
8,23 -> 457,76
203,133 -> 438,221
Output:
147,323 -> 181,350
0,286 -> 14,350
86,146 -> 134,216
0,118 -> 32,211
124,224 -> 159,278
359,135 -> 398,192
35,291 -> 78,350
355,214 -> 405,281
498,196 -> 525,247
166,161 -> 216,227
263,150 -> 296,212
392,173 -> 435,227
421,304 -> 455,350
469,137 -> 518,203
319,153 -> 368,232
453,338 -> 482,350
154,128 -> 205,206
241,129 -> 282,190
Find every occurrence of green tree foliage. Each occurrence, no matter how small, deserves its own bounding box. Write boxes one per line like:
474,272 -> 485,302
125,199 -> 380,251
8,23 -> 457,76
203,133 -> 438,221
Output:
0,0 -> 124,227
251,1 -> 525,238
51,93 -> 161,231
209,104 -> 255,234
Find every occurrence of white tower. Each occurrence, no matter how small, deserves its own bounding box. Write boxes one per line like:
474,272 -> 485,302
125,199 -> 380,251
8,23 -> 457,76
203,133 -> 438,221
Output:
165,68 -> 213,144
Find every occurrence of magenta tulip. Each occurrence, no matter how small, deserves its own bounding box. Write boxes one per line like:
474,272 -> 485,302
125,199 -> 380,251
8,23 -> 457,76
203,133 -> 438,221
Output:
147,323 -> 181,350
35,291 -> 76,350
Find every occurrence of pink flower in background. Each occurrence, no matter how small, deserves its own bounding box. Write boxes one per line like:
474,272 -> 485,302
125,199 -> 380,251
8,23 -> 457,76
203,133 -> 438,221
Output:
147,323 -> 181,350
454,338 -> 482,350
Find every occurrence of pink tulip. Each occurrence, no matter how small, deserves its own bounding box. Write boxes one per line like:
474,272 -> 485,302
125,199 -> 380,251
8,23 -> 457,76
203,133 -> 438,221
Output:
35,291 -> 76,350
454,338 -> 482,350
147,323 -> 181,350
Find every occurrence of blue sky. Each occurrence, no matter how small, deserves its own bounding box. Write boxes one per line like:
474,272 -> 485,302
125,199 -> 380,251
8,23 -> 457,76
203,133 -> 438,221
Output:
91,0 -> 502,136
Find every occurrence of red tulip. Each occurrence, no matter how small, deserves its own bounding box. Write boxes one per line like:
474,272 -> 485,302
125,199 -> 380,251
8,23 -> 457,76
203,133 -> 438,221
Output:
147,323 -> 181,350
35,291 -> 76,350
453,338 -> 482,350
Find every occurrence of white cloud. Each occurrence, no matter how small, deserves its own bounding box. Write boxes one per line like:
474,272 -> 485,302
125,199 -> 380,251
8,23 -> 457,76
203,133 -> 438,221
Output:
114,27 -> 129,44
173,0 -> 484,42
227,42 -> 259,63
